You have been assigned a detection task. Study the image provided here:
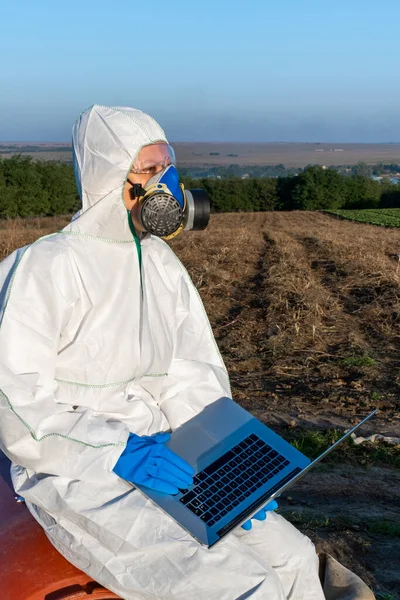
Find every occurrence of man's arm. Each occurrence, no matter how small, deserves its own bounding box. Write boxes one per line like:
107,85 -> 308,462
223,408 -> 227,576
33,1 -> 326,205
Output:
0,239 -> 128,482
158,269 -> 231,430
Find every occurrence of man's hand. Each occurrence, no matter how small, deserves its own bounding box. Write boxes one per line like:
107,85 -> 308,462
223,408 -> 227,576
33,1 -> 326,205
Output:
113,432 -> 194,494
241,499 -> 278,530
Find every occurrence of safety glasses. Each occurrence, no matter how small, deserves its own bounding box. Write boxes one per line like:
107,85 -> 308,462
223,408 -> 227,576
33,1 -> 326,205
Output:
131,143 -> 176,175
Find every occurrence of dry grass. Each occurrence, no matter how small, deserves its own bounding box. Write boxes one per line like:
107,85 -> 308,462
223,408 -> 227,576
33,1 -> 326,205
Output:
256,212 -> 400,361
0,216 -> 70,260
170,213 -> 269,327
173,212 -> 400,430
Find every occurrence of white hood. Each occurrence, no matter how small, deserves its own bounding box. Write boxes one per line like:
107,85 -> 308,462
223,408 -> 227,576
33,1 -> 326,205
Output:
65,105 -> 168,241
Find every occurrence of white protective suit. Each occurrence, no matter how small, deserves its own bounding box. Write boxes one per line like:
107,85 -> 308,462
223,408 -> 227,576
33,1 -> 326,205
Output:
0,105 -> 325,600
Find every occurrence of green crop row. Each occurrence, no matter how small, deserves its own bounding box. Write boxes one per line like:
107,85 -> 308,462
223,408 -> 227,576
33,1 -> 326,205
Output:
326,209 -> 400,227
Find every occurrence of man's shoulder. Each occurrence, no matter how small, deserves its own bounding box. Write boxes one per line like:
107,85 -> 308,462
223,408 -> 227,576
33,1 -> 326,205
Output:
0,234 -> 75,309
4,233 -> 72,274
144,235 -> 180,263
144,236 -> 193,284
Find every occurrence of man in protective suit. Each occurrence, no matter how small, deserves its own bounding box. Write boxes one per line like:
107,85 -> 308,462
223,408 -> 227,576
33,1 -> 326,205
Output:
0,105 -> 325,600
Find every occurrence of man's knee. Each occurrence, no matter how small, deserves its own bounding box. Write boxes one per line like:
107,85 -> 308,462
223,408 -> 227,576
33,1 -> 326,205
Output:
296,536 -> 319,572
255,512 -> 319,571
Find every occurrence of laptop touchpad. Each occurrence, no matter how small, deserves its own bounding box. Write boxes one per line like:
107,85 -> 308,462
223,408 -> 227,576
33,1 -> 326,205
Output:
167,420 -> 219,465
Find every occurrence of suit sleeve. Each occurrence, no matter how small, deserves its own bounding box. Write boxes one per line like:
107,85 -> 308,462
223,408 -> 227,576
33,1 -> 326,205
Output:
158,269 -> 231,430
0,240 -> 128,482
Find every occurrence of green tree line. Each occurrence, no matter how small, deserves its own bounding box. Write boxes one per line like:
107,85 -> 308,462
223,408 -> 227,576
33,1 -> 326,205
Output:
0,155 -> 80,217
1,155 -> 400,218
182,166 -> 400,212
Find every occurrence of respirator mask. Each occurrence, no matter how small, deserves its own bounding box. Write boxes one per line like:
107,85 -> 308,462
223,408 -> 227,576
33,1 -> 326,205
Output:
128,146 -> 210,239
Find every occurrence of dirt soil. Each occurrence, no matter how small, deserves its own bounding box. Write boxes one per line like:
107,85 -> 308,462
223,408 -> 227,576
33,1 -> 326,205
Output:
1,212 -> 399,597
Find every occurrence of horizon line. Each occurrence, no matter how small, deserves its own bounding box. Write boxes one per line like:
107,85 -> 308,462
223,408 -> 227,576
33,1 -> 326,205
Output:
1,141 -> 400,146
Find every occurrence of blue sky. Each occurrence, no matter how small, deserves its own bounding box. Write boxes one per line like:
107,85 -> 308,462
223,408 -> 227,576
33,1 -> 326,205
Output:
1,0 -> 399,142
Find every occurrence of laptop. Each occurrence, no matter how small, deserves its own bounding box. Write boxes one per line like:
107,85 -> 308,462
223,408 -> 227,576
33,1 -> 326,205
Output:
135,397 -> 376,547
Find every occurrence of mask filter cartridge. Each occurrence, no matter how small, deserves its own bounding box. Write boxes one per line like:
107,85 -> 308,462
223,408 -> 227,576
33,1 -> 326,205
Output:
129,165 -> 210,239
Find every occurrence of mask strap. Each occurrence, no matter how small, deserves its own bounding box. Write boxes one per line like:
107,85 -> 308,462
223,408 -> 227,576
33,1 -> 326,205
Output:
128,179 -> 146,200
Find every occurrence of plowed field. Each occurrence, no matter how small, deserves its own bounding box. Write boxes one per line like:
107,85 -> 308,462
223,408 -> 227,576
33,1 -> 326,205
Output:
1,212 -> 399,597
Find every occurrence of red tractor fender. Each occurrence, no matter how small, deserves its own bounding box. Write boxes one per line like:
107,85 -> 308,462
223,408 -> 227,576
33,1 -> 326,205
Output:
0,451 -> 121,600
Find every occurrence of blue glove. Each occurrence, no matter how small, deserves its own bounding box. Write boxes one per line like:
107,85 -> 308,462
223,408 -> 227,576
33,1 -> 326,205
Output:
241,499 -> 278,530
113,432 -> 194,495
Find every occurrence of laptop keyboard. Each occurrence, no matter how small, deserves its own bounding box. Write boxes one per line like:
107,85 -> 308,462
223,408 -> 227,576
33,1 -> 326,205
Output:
179,434 -> 289,527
